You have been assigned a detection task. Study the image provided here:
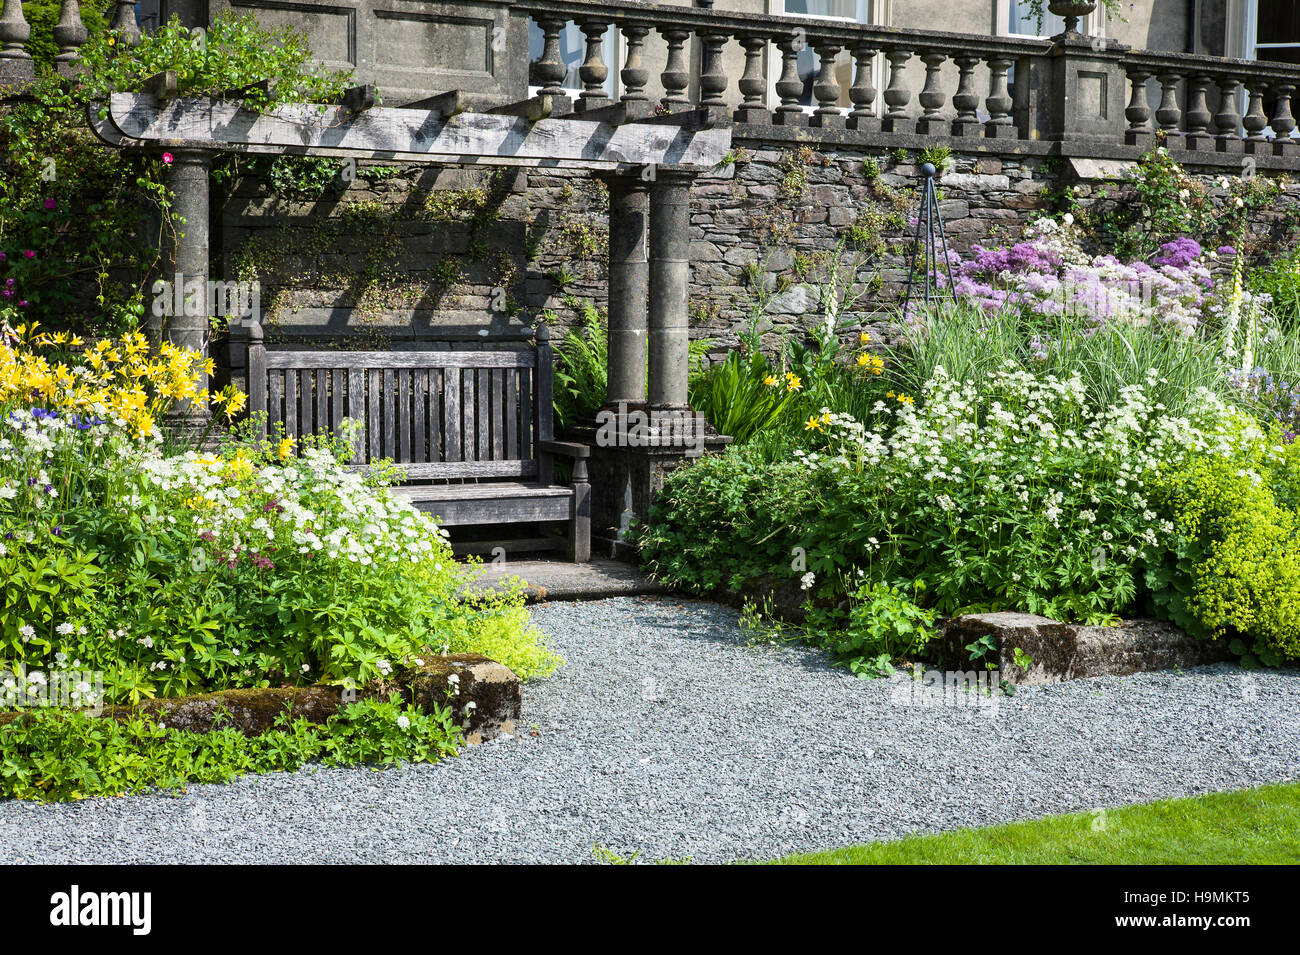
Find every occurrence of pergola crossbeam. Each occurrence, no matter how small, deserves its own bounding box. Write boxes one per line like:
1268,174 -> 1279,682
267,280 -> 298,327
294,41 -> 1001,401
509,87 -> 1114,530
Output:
98,94 -> 730,170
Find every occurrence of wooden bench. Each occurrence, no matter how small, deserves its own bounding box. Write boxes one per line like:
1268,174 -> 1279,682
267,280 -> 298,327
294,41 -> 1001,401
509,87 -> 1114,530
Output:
246,323 -> 590,561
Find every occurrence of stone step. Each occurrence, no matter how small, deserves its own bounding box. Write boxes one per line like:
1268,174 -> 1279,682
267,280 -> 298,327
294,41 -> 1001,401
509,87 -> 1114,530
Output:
927,612 -> 1232,685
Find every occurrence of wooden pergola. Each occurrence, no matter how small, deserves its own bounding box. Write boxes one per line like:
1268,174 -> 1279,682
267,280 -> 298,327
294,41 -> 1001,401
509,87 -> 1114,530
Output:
90,81 -> 732,418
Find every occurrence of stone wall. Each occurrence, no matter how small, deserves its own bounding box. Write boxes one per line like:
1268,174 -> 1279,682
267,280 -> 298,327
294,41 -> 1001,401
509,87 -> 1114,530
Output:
220,134 -> 1300,382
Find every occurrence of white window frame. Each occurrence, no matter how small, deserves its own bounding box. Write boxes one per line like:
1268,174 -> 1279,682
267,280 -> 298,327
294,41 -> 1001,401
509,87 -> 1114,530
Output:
994,0 -> 1103,40
1227,0 -> 1300,138
767,0 -> 886,115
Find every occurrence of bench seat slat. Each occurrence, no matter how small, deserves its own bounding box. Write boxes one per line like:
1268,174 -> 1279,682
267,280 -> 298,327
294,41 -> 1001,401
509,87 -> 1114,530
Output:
264,351 -> 536,370
389,482 -> 573,526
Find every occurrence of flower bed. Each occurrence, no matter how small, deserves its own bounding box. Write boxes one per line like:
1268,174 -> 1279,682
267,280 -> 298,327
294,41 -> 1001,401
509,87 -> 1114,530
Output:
0,322 -> 559,799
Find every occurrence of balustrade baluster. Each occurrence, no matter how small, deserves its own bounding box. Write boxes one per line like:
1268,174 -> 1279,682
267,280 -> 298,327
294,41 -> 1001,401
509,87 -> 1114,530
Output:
576,19 -> 611,112
533,17 -> 572,112
1243,80 -> 1270,149
699,31 -> 730,110
53,0 -> 87,74
659,28 -> 692,112
735,34 -> 770,124
1155,71 -> 1183,144
984,55 -> 1015,138
1272,81 -> 1296,154
880,47 -> 913,133
109,0 -> 140,46
1123,69 -> 1153,146
0,0 -> 33,83
847,40 -> 879,131
1214,75 -> 1243,152
774,33 -> 806,126
916,50 -> 947,135
810,39 -> 844,128
950,53 -> 981,136
1184,74 -> 1214,148
620,24 -> 650,105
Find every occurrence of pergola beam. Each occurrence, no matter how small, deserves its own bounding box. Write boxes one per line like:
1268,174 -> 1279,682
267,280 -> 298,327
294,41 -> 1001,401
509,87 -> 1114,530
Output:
98,94 -> 731,170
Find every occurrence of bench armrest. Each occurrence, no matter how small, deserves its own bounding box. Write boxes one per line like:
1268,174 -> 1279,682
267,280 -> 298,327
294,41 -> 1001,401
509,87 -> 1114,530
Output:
536,439 -> 590,459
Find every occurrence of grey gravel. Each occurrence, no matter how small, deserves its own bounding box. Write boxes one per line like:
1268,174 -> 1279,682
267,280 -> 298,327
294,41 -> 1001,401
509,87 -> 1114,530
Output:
2,595 -> 1298,864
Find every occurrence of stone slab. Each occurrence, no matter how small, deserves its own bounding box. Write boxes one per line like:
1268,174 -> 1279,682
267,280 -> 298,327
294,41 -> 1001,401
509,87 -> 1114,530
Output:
929,613 -> 1233,685
460,557 -> 670,603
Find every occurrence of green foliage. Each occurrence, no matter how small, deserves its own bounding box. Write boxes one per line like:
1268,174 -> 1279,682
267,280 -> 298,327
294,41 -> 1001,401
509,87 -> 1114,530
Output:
76,12 -> 350,111
641,367 -> 1263,654
888,298 -> 1230,418
1153,443 -> 1300,663
19,2 -> 110,75
802,578 -> 937,677
0,697 -> 460,802
1083,146 -> 1284,260
0,407 -> 560,705
0,11 -> 352,336
689,350 -> 797,444
552,299 -> 607,430
917,145 -> 951,172
1249,246 -> 1300,330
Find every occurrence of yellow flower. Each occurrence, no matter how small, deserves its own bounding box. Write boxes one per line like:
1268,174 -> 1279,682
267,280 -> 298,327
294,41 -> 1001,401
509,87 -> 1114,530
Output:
804,414 -> 824,432
856,353 -> 884,375
277,437 -> 295,461
784,372 -> 802,392
859,332 -> 871,344
763,375 -> 779,387
897,393 -> 915,406
886,390 -> 895,399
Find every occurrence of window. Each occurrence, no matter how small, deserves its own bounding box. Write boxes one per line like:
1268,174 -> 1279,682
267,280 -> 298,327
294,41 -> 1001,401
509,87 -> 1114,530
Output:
527,20 -> 616,96
776,0 -> 878,110
997,0 -> 1100,38
1249,0 -> 1300,64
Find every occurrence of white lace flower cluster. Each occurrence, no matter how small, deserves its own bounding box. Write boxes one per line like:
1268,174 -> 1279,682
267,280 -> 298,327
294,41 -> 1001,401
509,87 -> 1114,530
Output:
137,446 -> 451,570
791,365 -> 1262,556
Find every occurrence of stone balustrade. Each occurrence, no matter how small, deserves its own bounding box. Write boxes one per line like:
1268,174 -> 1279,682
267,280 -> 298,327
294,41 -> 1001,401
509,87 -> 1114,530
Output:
5,0 -> 1300,168
519,0 -> 1053,140
0,0 -> 139,81
1122,51 -> 1299,156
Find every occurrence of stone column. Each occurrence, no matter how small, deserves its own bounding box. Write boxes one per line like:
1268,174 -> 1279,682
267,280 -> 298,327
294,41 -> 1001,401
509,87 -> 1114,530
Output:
600,173 -> 649,406
0,0 -> 34,86
647,167 -> 694,410
164,148 -> 212,420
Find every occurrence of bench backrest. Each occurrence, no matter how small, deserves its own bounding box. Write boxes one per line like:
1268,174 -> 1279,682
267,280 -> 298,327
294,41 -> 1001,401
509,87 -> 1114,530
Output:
246,330 -> 555,481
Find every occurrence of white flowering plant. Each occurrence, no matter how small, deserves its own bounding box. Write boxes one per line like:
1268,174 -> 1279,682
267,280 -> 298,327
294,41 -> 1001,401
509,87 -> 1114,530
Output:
0,396 -> 560,705
642,364 -> 1276,652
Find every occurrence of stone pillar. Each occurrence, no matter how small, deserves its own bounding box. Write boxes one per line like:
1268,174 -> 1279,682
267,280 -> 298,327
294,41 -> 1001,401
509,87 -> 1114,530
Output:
0,0 -> 34,86
647,167 -> 694,410
600,173 -> 649,406
1045,34 -> 1130,143
570,164 -> 729,561
164,147 -> 212,421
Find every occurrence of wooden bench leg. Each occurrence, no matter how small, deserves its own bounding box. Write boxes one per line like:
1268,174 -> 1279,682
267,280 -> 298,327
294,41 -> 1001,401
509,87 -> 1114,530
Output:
570,458 -> 591,562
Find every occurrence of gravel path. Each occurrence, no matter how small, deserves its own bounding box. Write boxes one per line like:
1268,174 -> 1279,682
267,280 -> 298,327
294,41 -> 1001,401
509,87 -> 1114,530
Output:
3,595 -> 1299,864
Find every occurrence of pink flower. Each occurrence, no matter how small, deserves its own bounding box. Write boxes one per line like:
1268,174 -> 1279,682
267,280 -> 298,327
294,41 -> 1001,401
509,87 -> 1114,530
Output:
21,250 -> 34,259
43,198 -> 56,210
161,152 -> 174,165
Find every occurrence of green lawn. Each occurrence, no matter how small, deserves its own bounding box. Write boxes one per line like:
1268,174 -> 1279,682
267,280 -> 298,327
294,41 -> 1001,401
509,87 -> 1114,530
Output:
773,783 -> 1300,864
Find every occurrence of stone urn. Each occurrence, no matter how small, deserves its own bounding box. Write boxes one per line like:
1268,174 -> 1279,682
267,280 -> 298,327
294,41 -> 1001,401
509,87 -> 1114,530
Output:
1048,0 -> 1097,35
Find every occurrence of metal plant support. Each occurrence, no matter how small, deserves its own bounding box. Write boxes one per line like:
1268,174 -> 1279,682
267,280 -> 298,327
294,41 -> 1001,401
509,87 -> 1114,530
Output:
901,162 -> 956,314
